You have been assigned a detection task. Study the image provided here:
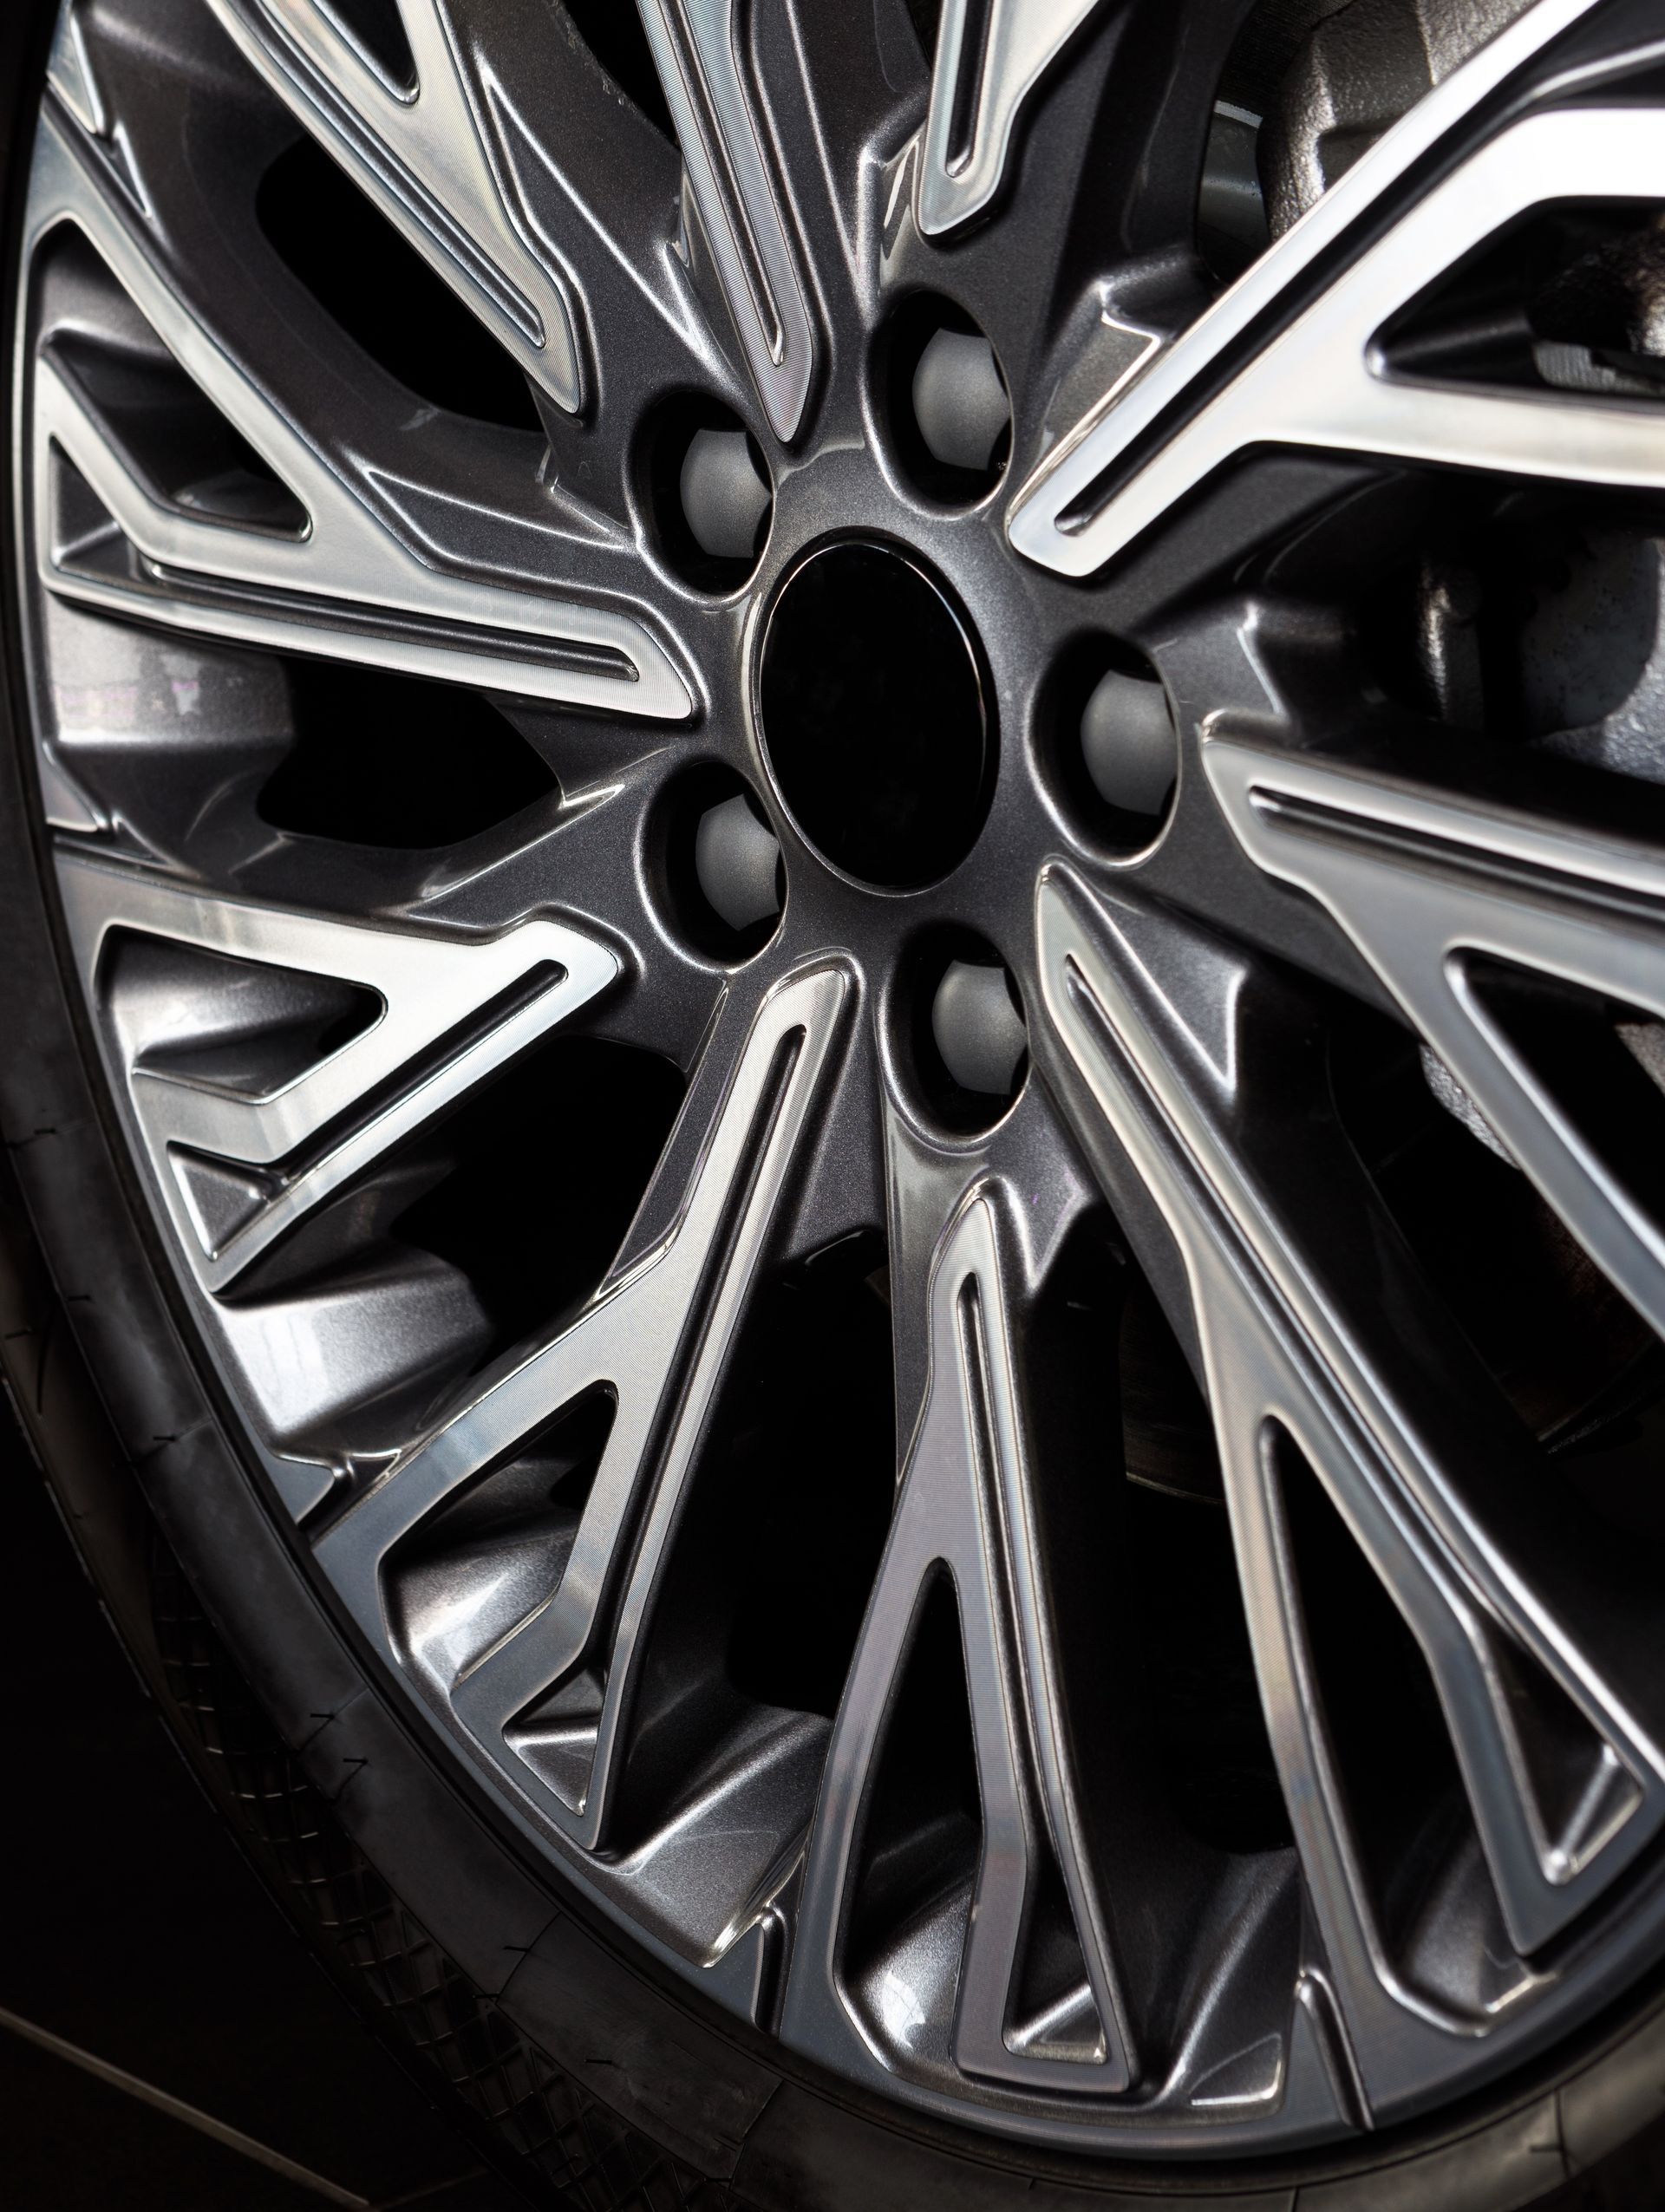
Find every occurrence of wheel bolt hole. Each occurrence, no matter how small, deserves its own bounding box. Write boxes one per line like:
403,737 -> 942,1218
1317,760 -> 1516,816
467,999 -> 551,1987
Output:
881,295 -> 1011,506
643,399 -> 773,591
1081,663 -> 1178,819
1042,637 -> 1179,855
681,427 -> 770,561
695,792 -> 783,933
904,932 -> 1028,1133
657,766 -> 783,961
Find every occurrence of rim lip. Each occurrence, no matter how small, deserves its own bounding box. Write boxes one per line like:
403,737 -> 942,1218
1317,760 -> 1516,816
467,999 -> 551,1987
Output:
750,526 -> 998,897
20,0 -> 1665,2163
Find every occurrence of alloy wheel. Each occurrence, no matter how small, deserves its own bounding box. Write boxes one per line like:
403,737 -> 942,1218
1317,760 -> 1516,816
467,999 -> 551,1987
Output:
16,0 -> 1665,2160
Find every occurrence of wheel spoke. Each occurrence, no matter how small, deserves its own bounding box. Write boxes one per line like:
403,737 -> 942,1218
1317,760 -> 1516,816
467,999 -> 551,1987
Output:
312,962 -> 852,1861
1035,865 -> 1665,2108
917,0 -> 1101,238
206,0 -> 588,412
57,844 -> 619,1295
1207,739 -> 1665,1346
1007,0 -> 1608,578
635,0 -> 817,440
29,107 -> 692,715
787,1184 -> 1133,2095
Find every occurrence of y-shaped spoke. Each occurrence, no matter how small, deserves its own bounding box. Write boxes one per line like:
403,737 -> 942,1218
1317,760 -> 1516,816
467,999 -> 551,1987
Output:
206,0 -> 586,411
636,0 -> 816,440
917,0 -> 1103,238
1035,866 -> 1665,2117
1206,738 -> 1665,1345
787,1185 -> 1133,2095
56,848 -> 618,1295
313,962 -> 852,1882
1008,0 -> 1608,577
28,109 -> 691,714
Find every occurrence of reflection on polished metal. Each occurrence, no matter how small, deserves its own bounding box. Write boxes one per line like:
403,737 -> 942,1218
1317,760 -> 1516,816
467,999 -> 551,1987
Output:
46,1 -> 105,140
1007,0 -> 1606,576
1037,862 -> 1662,2104
56,848 -> 618,1295
636,0 -> 816,440
917,0 -> 1103,237
206,0 -> 586,411
23,0 -> 1665,2163
787,1190 -> 1133,2093
1205,741 -> 1665,1348
316,964 -> 850,1950
28,108 -> 691,716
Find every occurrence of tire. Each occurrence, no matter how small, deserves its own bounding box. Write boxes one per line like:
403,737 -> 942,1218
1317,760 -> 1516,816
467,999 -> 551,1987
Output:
10,3 -> 1665,2208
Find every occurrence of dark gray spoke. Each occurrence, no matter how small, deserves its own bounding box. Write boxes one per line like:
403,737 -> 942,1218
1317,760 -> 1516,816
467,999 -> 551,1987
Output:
58,845 -> 619,1297
1207,739 -> 1665,1345
636,0 -> 818,440
314,966 -> 851,1905
1035,865 -> 1665,2112
916,0 -> 1102,238
206,0 -> 589,413
787,1181 -> 1133,2093
1008,0 -> 1610,577
31,89 -> 693,714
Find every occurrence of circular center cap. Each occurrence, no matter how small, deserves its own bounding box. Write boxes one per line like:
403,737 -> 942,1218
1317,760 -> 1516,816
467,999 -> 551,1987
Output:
757,541 -> 990,889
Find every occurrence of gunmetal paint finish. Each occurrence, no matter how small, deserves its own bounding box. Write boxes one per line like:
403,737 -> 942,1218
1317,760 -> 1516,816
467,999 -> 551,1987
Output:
18,0 -> 1665,2163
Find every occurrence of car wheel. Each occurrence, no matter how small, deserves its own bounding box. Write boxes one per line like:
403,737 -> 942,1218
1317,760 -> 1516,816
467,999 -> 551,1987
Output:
7,1 -> 1665,2205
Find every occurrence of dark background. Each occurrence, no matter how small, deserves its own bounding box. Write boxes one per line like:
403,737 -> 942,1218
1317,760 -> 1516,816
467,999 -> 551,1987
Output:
0,1388 -> 525,2212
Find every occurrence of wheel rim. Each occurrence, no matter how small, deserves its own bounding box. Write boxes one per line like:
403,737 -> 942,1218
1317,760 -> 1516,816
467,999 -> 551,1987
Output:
18,0 -> 1665,2156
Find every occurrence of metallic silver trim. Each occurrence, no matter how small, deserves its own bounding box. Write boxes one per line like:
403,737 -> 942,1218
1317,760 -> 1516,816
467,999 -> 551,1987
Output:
56,846 -> 618,1296
636,0 -> 816,441
787,1187 -> 1133,2095
29,110 -> 692,717
1036,864 -> 1665,2114
917,0 -> 1102,238
1006,0 -> 1607,577
46,0 -> 104,140
1205,737 -> 1665,1350
205,0 -> 586,413
313,965 -> 850,1921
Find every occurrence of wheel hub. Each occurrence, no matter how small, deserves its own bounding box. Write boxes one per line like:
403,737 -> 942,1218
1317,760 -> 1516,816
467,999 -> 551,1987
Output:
756,539 -> 989,890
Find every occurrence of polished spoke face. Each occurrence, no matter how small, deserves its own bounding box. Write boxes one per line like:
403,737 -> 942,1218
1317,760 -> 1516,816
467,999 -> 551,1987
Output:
1205,744 -> 1665,1345
788,1190 -> 1133,2098
634,0 -> 817,440
1035,869 -> 1665,2106
317,962 -> 852,1959
916,0 -> 1104,238
22,0 -> 1665,2162
26,99 -> 691,714
56,852 -> 619,1293
1005,0 -> 1614,577
206,0 -> 591,413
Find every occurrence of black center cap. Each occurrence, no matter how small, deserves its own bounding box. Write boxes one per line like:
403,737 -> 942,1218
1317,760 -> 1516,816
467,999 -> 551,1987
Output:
757,540 -> 991,889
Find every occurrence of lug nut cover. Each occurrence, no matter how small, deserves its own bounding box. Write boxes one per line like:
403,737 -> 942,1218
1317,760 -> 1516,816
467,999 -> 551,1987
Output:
912,329 -> 1010,473
694,793 -> 782,932
931,958 -> 1028,1097
1081,665 -> 1178,817
680,427 -> 771,561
